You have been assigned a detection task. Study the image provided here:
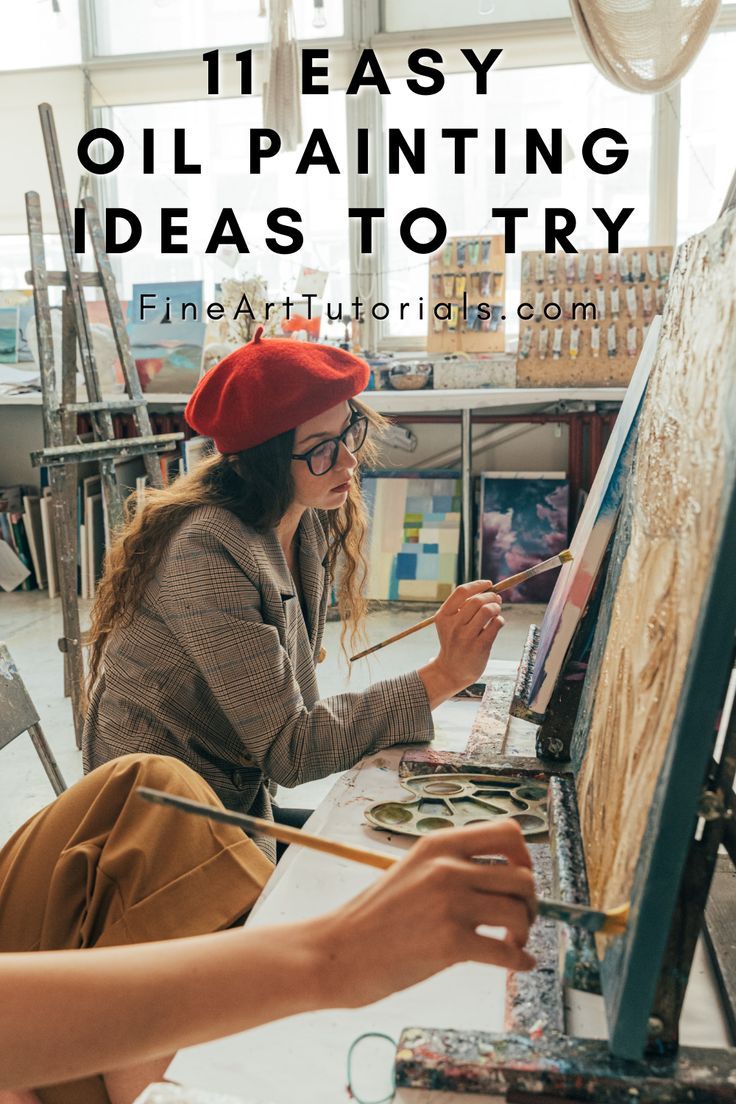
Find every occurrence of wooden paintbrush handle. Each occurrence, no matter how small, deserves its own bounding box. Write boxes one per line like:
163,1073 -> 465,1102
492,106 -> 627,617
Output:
268,824 -> 396,871
350,613 -> 437,661
351,551 -> 571,661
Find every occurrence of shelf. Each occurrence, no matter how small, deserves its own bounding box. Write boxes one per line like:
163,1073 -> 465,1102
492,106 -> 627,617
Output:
361,387 -> 626,414
0,386 -> 627,413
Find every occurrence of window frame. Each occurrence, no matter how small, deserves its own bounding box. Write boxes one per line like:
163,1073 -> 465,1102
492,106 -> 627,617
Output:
74,0 -> 736,352
368,2 -> 736,350
79,0 -> 354,65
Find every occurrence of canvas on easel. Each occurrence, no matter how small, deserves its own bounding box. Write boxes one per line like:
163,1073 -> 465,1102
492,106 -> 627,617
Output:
510,316 -> 661,729
396,208 -> 736,1099
571,205 -> 736,1059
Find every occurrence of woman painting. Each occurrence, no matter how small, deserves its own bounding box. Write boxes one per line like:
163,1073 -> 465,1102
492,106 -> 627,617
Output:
83,328 -> 504,856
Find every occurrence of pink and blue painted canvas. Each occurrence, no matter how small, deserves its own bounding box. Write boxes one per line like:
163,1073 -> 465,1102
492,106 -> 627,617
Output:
517,317 -> 661,720
362,471 -> 461,602
479,473 -> 569,603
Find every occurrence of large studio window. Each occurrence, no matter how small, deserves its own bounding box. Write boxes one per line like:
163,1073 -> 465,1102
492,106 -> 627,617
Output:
383,64 -> 652,341
0,0 -> 81,70
90,0 -> 345,56
677,30 -> 736,243
382,0 -> 570,32
95,91 -> 351,314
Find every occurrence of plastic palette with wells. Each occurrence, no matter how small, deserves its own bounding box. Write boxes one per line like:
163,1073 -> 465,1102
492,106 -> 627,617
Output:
364,773 -> 548,838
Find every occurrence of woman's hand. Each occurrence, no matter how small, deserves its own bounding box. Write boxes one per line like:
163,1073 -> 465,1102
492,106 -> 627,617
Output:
419,580 -> 504,707
313,820 -> 536,1009
0,822 -> 534,1091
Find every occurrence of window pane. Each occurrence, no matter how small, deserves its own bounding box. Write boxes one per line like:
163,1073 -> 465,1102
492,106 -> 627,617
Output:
0,235 -> 67,291
383,0 -> 569,32
0,0 -> 81,71
677,31 -> 736,243
92,0 -> 343,56
384,65 -> 652,339
95,93 -> 350,334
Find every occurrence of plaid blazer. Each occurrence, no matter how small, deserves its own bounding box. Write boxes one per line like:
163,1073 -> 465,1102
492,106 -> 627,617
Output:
82,505 -> 434,859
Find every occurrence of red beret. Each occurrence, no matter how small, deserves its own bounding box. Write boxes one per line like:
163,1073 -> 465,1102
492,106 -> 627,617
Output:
185,326 -> 370,453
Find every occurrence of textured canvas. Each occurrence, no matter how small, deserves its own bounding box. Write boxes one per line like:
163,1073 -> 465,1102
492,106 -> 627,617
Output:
478,473 -> 569,602
127,281 -> 206,393
362,472 -> 461,601
515,318 -> 660,721
572,209 -> 736,1059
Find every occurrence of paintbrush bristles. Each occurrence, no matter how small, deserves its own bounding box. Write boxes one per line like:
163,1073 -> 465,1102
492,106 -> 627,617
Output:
600,904 -> 629,935
350,550 -> 573,662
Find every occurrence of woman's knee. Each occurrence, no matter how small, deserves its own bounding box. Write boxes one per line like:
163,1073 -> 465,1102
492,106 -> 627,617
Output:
125,754 -> 218,803
87,753 -> 208,800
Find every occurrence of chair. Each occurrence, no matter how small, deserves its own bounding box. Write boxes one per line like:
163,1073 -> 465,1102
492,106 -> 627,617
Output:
0,641 -> 66,795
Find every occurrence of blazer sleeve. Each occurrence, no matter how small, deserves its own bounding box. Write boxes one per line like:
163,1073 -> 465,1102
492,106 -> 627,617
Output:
157,524 -> 434,787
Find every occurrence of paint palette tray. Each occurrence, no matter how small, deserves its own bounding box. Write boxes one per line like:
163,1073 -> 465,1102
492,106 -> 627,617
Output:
364,773 -> 548,838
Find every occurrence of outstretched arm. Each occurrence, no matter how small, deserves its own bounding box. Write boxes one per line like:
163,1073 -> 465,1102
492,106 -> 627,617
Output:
0,822 -> 536,1092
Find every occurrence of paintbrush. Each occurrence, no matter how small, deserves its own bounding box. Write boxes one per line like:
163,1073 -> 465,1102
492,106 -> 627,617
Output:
136,786 -> 627,936
349,550 -> 574,663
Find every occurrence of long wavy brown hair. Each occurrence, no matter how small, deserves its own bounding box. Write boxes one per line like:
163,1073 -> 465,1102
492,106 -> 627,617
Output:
85,399 -> 384,702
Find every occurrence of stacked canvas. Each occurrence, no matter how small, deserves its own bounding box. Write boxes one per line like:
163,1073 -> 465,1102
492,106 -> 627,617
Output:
0,486 -> 42,592
362,472 -> 461,602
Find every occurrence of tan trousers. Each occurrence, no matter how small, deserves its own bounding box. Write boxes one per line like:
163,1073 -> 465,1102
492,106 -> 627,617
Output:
0,754 -> 274,1104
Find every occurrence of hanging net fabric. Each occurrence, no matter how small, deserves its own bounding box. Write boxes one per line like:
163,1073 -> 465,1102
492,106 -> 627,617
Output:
569,0 -> 721,93
263,0 -> 302,151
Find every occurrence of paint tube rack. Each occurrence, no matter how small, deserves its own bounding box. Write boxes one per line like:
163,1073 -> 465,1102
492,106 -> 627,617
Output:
516,245 -> 674,388
427,234 -> 506,355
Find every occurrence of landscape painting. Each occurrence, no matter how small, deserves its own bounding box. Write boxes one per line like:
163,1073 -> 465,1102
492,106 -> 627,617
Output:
0,307 -> 19,363
127,281 -> 206,393
0,291 -> 34,361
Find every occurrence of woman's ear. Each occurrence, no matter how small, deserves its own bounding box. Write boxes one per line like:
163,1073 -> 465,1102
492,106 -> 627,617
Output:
224,453 -> 243,480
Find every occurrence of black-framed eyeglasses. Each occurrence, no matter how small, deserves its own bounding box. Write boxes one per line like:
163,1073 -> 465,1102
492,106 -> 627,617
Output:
291,411 -> 369,476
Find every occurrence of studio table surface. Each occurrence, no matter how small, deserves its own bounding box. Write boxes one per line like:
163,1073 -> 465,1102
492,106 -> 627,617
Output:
167,669 -> 727,1104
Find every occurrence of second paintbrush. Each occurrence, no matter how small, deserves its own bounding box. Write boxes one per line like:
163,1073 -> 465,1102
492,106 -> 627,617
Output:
350,549 -> 573,663
136,786 -> 627,936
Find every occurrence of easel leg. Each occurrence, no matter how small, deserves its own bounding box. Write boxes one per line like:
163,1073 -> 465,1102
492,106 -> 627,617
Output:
50,466 -> 85,748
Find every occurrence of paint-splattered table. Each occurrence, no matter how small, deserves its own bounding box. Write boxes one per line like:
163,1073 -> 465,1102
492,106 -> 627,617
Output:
167,672 -> 726,1104
167,692 -> 515,1104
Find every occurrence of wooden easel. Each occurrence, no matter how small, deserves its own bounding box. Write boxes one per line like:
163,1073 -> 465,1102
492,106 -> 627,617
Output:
396,206 -> 736,1100
25,103 -> 183,746
396,660 -> 736,1102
